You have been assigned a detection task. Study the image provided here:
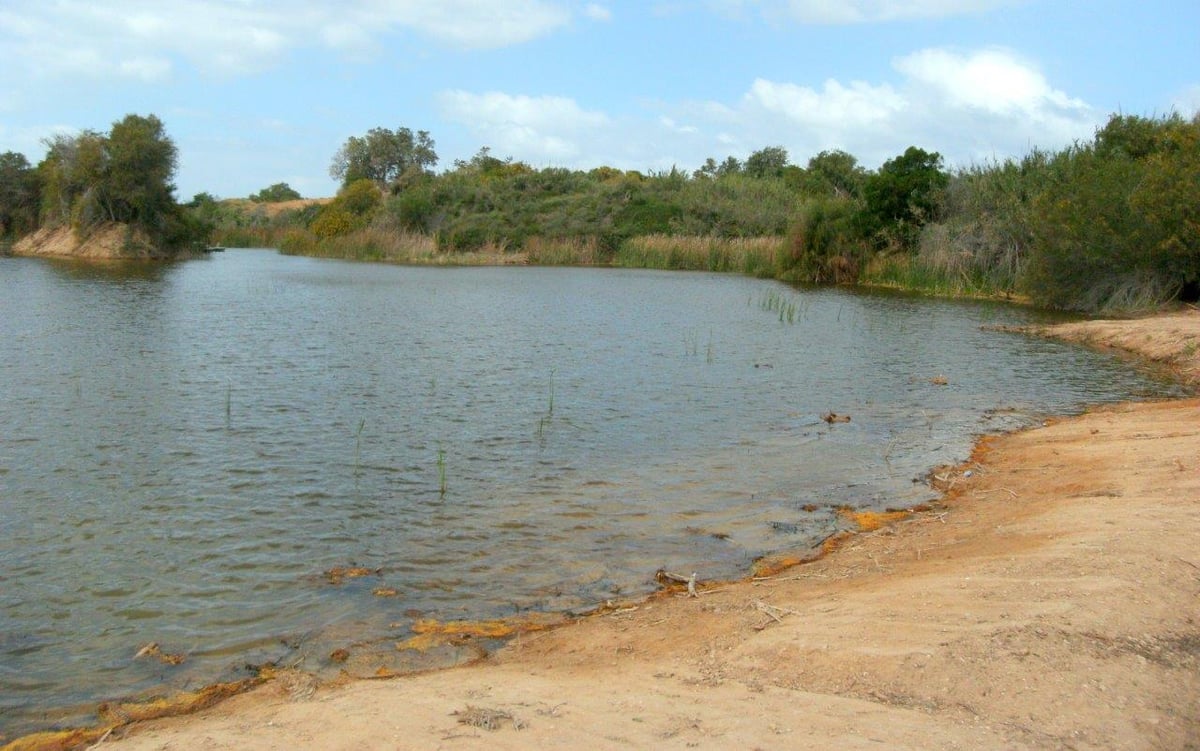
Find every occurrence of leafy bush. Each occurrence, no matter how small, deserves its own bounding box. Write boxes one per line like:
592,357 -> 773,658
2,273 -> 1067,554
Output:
782,197 -> 864,282
250,182 -> 301,202
310,207 -> 355,238
859,146 -> 949,251
1024,114 -> 1200,312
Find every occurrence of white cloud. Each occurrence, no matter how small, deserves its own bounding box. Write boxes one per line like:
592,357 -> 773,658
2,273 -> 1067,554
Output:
116,57 -> 173,83
438,90 -> 610,162
584,4 -> 613,21
659,116 -> 699,134
0,0 -> 573,86
721,0 -> 1021,23
1173,84 -> 1200,117
894,48 -> 1085,116
435,45 -> 1099,174
746,78 -> 906,128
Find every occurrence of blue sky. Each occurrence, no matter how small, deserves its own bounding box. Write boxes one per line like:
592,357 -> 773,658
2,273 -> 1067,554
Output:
2,1 -> 1197,200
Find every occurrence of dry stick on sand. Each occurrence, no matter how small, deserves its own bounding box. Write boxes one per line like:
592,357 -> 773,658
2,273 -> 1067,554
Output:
453,705 -> 526,731
659,571 -> 699,597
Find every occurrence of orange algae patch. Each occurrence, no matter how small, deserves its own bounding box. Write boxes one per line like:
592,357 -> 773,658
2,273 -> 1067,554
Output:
2,680 -> 260,751
1,727 -> 113,751
397,614 -> 567,652
751,531 -> 854,578
96,679 -> 260,724
837,507 -> 912,532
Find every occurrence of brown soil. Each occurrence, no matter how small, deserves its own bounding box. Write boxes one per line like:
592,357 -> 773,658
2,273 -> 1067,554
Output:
10,223 -> 177,260
6,312 -> 1199,751
224,197 -> 331,218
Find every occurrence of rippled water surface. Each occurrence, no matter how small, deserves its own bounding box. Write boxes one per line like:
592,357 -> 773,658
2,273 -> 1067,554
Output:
0,250 -> 1180,734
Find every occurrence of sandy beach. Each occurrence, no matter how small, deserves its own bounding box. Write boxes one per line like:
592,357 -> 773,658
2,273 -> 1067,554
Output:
6,310 -> 1199,751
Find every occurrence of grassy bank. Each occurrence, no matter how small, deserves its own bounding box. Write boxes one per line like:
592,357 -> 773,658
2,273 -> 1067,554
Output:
197,112 -> 1198,314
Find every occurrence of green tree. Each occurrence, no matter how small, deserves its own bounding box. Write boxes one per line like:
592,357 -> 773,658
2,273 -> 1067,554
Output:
33,114 -> 199,249
860,146 -> 949,249
37,130 -> 107,226
693,157 -> 720,179
695,156 -> 742,178
1025,114 -> 1200,311
744,146 -> 789,178
717,156 -> 742,177
98,113 -> 178,227
250,182 -> 302,202
805,150 -> 866,198
330,127 -> 437,189
0,151 -> 40,238
1094,112 -> 1189,160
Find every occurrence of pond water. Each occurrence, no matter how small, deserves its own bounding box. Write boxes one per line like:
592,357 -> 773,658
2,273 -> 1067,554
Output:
0,250 -> 1181,735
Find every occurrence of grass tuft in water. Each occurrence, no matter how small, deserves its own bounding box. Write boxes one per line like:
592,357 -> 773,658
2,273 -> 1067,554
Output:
354,418 -> 366,475
436,445 -> 447,498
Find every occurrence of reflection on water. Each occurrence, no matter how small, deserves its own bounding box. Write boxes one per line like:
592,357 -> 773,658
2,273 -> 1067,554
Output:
0,250 -> 1180,735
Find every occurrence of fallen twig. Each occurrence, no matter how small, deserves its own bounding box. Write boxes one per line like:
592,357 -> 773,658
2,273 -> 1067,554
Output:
974,487 -> 1018,498
659,570 -> 699,597
86,728 -> 115,750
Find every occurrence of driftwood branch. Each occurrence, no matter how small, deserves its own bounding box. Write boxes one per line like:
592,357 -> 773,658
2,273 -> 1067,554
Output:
659,570 -> 699,597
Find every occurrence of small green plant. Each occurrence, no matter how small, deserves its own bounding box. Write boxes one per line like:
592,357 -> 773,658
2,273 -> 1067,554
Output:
354,418 -> 366,474
759,290 -> 799,323
436,444 -> 447,498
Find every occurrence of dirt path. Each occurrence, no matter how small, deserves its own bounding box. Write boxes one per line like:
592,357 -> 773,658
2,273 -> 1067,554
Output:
8,311 -> 1199,751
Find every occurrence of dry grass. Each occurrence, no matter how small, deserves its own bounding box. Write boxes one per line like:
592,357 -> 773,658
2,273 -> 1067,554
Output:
453,705 -> 525,731
617,234 -> 783,275
523,236 -> 605,265
222,197 -> 332,219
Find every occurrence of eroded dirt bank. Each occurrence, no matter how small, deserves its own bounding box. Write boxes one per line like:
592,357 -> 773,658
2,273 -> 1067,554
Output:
6,311 -> 1199,751
11,224 -> 172,260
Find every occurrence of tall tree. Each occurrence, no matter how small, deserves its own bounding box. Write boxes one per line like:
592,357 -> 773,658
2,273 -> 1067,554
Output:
38,130 -> 106,225
805,150 -> 866,198
330,127 -> 437,189
860,146 -> 949,249
744,146 -> 790,178
0,151 -> 40,238
100,113 -> 178,226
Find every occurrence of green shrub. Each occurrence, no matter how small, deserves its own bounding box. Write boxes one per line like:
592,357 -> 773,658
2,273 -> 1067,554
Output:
311,207 -> 355,238
1024,114 -> 1200,312
782,198 -> 864,282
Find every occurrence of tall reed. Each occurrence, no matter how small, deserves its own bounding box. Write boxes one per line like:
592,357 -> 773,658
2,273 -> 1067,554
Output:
523,236 -> 606,265
616,235 -> 783,277
436,445 -> 447,498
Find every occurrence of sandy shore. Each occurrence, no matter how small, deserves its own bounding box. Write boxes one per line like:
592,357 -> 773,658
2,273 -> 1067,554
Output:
7,310 -> 1199,751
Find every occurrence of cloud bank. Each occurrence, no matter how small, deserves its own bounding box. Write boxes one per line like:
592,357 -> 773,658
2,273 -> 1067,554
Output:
439,46 -> 1099,171
711,0 -> 1021,24
0,0 -> 575,82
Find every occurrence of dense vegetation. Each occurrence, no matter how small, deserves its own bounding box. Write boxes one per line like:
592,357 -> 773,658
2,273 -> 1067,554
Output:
0,114 -> 205,252
201,112 -> 1198,313
6,111 -> 1189,312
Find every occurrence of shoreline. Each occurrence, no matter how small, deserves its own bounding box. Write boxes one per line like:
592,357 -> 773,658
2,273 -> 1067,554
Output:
4,310 -> 1198,751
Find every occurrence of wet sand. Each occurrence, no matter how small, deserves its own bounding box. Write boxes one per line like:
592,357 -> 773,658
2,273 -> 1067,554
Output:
6,309 -> 1199,751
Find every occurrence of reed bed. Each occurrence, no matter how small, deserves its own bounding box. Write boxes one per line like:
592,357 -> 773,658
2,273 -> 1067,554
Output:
523,236 -> 606,266
616,235 -> 784,276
